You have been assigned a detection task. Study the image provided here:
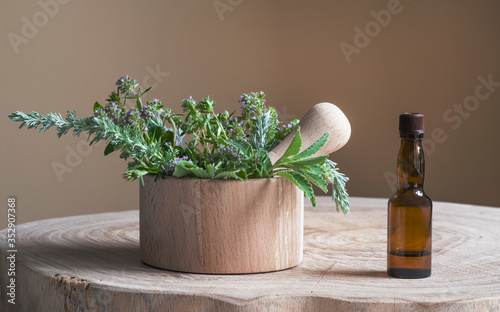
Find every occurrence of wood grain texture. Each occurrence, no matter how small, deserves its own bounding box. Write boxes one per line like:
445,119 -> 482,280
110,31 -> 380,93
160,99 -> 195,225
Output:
140,176 -> 304,274
269,102 -> 351,164
1,197 -> 500,312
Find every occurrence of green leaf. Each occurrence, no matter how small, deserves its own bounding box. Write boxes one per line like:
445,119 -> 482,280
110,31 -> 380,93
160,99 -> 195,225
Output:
235,170 -> 248,181
323,159 -> 350,214
93,102 -> 104,112
228,140 -> 254,158
249,110 -> 274,150
172,161 -> 211,179
288,155 -> 328,167
163,130 -> 175,145
297,169 -> 328,193
123,169 -> 149,181
247,163 -> 273,178
147,126 -> 160,141
276,170 -> 316,208
205,163 -> 216,176
292,132 -> 329,160
302,164 -> 325,176
104,142 -> 116,156
280,127 -> 302,160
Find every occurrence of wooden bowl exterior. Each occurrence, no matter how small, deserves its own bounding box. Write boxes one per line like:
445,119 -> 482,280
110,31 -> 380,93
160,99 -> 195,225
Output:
140,176 -> 304,274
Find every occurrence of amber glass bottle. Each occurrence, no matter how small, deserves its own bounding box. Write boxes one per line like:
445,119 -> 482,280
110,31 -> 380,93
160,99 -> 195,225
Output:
387,113 -> 432,279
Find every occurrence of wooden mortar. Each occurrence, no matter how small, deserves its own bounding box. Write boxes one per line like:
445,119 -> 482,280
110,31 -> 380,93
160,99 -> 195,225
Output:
140,176 -> 304,274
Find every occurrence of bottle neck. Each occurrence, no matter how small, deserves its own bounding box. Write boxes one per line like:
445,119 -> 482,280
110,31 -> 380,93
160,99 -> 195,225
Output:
397,133 -> 425,191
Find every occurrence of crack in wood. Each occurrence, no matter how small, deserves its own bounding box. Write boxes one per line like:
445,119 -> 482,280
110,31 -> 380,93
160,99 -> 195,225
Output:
311,262 -> 337,293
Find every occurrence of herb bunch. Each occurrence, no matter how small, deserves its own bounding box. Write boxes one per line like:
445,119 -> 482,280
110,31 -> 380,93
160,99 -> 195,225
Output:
8,76 -> 349,213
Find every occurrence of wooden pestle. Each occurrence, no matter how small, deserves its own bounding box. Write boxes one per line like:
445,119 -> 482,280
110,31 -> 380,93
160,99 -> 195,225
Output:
269,102 -> 351,164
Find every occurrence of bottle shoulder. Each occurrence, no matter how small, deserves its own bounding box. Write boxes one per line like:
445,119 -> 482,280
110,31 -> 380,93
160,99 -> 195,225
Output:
388,190 -> 432,208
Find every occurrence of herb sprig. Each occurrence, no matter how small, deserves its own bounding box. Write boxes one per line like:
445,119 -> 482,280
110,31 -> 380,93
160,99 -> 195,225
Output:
8,76 -> 349,213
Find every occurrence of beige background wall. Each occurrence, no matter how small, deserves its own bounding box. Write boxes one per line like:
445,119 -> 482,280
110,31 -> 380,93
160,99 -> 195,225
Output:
1,0 -> 499,229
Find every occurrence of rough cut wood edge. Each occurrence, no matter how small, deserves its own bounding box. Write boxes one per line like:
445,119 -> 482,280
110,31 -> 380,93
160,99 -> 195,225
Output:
140,176 -> 304,274
269,102 -> 351,163
1,197 -> 499,312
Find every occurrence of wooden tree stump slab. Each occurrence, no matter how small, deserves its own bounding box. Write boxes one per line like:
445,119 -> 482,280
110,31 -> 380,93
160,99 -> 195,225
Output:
1,197 -> 500,311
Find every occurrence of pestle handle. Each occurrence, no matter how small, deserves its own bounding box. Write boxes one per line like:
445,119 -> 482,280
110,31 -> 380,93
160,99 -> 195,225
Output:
269,102 -> 351,164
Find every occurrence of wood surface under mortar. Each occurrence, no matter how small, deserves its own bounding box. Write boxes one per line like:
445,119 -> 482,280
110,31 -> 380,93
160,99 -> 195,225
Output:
2,198 -> 499,311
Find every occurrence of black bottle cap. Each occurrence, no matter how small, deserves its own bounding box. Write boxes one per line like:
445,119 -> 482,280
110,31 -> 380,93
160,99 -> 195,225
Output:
399,113 -> 424,134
